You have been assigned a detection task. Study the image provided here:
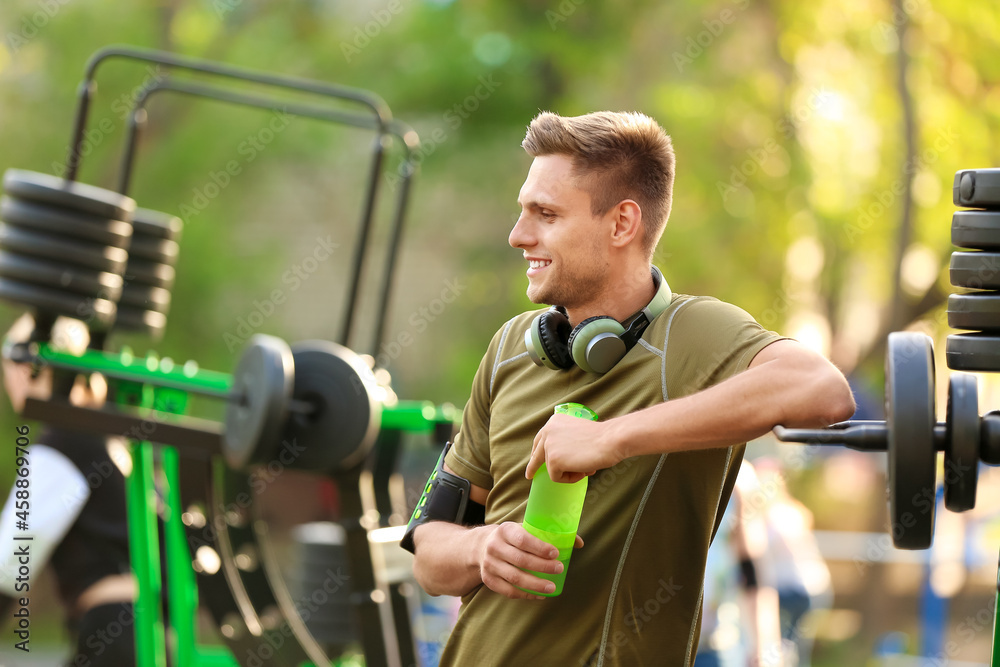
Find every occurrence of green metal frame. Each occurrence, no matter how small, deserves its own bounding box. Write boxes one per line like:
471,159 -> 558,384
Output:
993,559 -> 1000,666
117,354 -> 240,667
72,345 -> 453,667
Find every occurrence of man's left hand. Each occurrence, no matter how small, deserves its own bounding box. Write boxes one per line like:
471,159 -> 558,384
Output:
526,413 -> 623,483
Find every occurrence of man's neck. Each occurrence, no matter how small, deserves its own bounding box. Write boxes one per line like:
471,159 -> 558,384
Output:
565,264 -> 657,327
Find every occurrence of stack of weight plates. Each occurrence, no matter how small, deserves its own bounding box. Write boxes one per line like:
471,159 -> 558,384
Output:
948,169 -> 1000,371
115,207 -> 182,339
0,169 -> 135,330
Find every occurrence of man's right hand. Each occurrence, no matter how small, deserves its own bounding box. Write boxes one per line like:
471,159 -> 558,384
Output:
477,522 -> 583,600
411,519 -> 584,599
412,461 -> 584,599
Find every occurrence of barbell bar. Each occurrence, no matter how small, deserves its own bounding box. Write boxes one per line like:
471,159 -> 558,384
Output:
6,333 -> 378,474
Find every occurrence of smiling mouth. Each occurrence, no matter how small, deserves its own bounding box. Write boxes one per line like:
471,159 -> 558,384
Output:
528,259 -> 551,270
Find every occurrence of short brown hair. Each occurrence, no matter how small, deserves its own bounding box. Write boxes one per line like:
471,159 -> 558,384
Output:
522,111 -> 675,260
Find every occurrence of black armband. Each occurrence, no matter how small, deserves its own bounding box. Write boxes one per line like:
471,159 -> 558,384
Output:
738,557 -> 758,590
400,442 -> 484,554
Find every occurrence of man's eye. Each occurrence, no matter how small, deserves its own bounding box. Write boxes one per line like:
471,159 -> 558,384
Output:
541,211 -> 556,219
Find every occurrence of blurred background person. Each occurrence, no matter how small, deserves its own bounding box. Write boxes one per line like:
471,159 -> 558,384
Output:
695,461 -> 785,667
0,314 -> 136,667
755,457 -> 833,667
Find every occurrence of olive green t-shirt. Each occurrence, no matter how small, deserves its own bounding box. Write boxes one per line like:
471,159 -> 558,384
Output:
441,294 -> 785,667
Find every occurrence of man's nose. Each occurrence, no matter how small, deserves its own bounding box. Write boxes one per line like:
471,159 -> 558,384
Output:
509,214 -> 533,249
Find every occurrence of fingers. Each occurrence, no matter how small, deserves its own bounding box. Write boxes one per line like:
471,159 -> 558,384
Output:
480,523 -> 562,600
481,561 -> 556,599
526,431 -> 544,480
574,534 -> 584,549
525,447 -> 543,480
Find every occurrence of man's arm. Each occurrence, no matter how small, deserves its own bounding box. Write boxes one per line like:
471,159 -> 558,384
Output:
527,339 -> 855,482
411,465 -> 577,599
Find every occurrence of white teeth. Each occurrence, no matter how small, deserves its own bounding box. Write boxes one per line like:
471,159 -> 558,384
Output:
528,260 -> 551,269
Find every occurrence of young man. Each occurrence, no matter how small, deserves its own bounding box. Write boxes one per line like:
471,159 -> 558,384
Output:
408,111 -> 854,666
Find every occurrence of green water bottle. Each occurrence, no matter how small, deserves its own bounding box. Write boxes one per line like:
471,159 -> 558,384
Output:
519,402 -> 598,597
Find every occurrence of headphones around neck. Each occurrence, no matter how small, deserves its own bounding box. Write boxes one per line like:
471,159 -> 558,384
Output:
524,266 -> 672,374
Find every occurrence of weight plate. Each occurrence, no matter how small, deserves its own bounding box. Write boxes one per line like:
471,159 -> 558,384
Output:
982,411 -> 1000,465
0,277 -> 116,327
223,335 -> 294,470
132,208 -> 182,241
954,169 -> 1000,208
953,210 -> 1000,250
945,373 -> 979,512
284,340 -> 381,473
1,196 -> 132,248
0,224 -> 127,274
946,333 -> 1000,372
123,259 -> 175,289
947,292 -> 1000,330
3,169 -> 135,220
128,235 -> 179,265
113,308 -> 167,338
950,251 -> 1000,290
119,284 -> 171,313
0,251 -> 122,300
951,211 -> 1000,250
886,332 -> 936,550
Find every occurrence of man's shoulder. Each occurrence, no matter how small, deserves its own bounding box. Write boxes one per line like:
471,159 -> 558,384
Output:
484,308 -> 546,357
502,309 -> 546,332
644,293 -> 730,336
652,293 -> 760,331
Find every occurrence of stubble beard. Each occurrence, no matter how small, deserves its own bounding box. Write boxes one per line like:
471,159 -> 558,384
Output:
527,257 -> 608,308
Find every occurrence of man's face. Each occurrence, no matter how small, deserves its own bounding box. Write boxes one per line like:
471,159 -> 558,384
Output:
509,154 -> 608,308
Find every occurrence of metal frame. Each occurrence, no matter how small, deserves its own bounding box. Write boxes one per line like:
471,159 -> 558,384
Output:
63,44 -> 419,356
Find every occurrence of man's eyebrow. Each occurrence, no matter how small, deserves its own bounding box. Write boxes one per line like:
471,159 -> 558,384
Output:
517,199 -> 558,211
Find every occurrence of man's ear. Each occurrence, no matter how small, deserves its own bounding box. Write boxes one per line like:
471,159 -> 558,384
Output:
609,199 -> 643,248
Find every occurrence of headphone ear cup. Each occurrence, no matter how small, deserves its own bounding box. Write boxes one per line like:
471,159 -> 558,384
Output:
568,316 -> 626,374
534,308 -> 574,369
